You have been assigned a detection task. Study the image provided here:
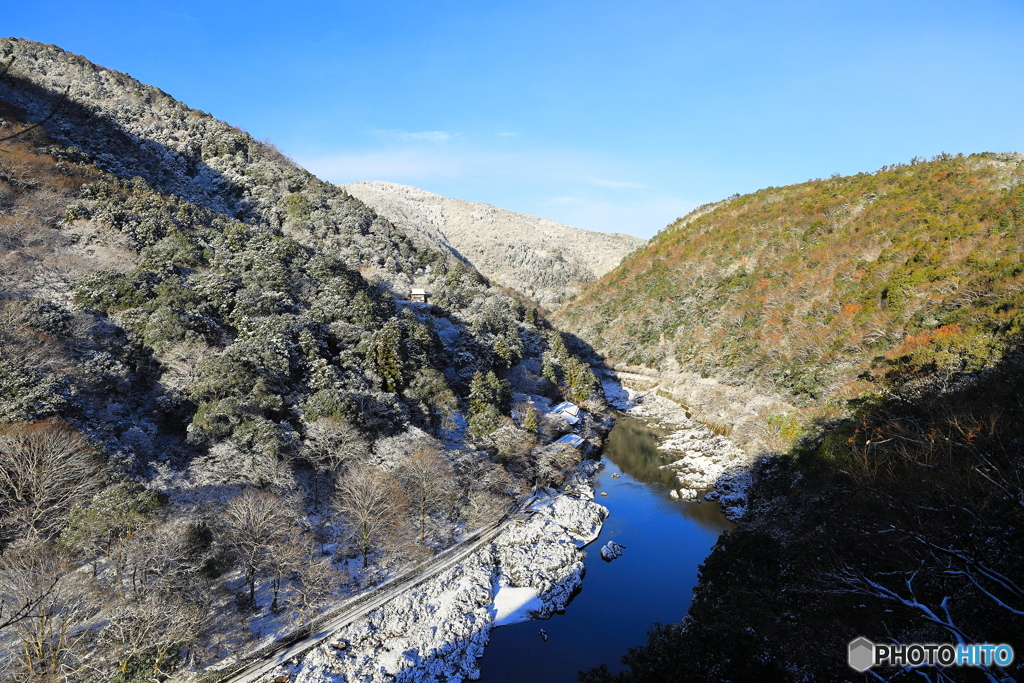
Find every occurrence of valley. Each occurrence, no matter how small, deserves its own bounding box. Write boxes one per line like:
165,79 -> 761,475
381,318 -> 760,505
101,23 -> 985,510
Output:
0,34 -> 1022,683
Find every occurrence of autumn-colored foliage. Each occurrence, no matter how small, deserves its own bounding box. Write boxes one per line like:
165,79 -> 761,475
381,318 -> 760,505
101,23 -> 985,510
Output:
556,152 -> 1024,402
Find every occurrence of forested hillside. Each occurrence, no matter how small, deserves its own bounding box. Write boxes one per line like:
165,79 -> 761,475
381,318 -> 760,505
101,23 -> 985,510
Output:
557,153 -> 1024,406
0,39 -> 603,682
582,343 -> 1024,682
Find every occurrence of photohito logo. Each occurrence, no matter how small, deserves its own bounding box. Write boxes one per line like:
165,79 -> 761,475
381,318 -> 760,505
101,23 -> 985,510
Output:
848,637 -> 1015,671
848,637 -> 875,672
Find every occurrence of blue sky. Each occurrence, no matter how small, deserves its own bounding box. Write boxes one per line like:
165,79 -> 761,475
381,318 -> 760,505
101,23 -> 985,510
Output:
7,1 -> 1024,238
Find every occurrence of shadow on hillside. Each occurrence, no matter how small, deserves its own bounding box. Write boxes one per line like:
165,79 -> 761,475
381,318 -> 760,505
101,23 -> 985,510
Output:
559,330 -> 604,365
583,342 -> 1024,683
0,71 -> 250,220
557,329 -> 644,414
0,71 -> 270,472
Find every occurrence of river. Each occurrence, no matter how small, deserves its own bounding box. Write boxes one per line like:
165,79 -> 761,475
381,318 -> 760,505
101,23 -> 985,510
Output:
477,414 -> 734,682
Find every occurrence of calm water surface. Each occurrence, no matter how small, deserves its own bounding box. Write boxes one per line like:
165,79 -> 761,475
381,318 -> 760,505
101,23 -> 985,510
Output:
478,415 -> 733,682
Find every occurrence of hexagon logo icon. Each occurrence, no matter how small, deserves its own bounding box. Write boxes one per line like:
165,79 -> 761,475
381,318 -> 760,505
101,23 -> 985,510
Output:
848,637 -> 875,672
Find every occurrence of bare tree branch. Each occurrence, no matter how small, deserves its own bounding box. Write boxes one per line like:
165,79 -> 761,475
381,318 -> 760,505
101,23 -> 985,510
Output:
221,488 -> 294,607
333,464 -> 408,568
0,420 -> 104,541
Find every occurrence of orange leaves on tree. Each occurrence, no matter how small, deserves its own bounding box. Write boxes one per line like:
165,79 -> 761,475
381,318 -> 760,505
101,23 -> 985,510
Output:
888,324 -> 964,357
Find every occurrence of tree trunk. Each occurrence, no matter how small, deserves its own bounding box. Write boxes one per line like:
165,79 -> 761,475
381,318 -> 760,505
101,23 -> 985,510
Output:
247,566 -> 256,604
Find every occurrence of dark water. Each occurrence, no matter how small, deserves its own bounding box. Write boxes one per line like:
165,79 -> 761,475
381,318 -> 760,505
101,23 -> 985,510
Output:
478,415 -> 733,682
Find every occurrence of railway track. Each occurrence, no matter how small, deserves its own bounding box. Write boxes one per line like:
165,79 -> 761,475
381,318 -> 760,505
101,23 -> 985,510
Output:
203,505 -> 532,683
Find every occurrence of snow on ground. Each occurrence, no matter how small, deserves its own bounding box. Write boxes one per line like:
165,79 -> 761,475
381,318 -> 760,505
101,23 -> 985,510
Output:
600,374 -> 640,411
431,314 -> 462,348
274,460 -> 608,682
491,585 -> 543,626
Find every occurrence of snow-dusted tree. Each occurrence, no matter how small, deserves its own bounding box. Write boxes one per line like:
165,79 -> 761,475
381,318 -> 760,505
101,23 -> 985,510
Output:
221,488 -> 294,606
59,482 -> 162,594
100,590 -> 201,680
120,517 -> 215,598
303,417 -> 370,474
302,416 -> 372,509
0,419 -> 104,542
363,317 -> 405,393
540,330 -> 603,404
541,351 -> 562,386
489,422 -> 537,479
404,368 -> 458,433
397,449 -> 456,544
189,439 -> 294,488
519,403 -> 540,434
362,310 -> 437,394
535,443 -> 582,488
562,355 -> 601,404
455,455 -> 519,527
0,540 -> 96,682
291,550 -> 344,625
468,370 -> 511,440
469,370 -> 511,416
265,533 -> 341,617
470,296 -> 524,369
333,464 -> 408,567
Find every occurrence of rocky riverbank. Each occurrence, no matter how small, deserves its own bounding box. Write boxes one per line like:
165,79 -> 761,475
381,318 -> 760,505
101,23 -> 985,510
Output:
266,462 -> 608,683
601,371 -> 760,521
604,363 -> 794,456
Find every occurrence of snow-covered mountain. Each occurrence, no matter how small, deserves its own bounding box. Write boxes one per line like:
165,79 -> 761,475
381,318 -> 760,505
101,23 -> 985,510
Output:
342,181 -> 644,308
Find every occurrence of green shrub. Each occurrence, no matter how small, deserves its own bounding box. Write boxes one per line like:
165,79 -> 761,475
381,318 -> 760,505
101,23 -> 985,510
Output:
278,193 -> 312,222
60,483 -> 163,558
74,270 -> 154,312
469,404 -> 503,440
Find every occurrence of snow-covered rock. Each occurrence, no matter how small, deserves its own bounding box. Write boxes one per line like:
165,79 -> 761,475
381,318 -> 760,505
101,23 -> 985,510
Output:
713,469 -> 754,521
599,541 -> 626,561
490,586 -> 543,626
281,462 -> 607,683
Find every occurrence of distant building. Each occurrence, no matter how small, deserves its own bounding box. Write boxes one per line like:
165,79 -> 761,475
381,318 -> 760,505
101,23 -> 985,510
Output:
554,433 -> 585,448
410,288 -> 428,303
550,401 -> 582,425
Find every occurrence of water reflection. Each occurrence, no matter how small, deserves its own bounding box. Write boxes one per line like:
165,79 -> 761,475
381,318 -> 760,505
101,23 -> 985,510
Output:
601,415 -> 676,486
601,414 -> 727,532
478,415 -> 733,682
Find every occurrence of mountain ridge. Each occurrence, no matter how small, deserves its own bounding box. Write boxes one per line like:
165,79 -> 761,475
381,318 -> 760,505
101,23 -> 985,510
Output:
342,180 -> 644,308
567,155 -> 1024,682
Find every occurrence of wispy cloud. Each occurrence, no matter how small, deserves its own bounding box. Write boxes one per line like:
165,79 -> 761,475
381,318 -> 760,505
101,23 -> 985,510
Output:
301,149 -> 463,182
496,131 -> 521,137
546,195 -> 586,206
370,129 -> 458,144
586,176 -> 650,190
